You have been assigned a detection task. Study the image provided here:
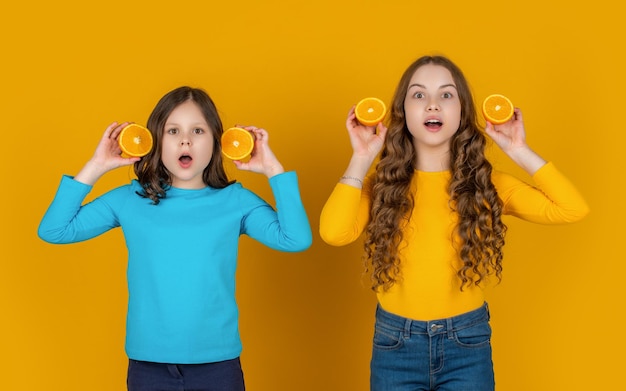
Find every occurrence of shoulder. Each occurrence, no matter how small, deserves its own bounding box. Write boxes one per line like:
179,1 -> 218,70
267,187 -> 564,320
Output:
56,175 -> 139,198
491,162 -> 561,190
212,181 -> 261,202
93,180 -> 145,206
491,169 -> 526,189
106,179 -> 142,196
220,181 -> 245,195
229,181 -> 264,201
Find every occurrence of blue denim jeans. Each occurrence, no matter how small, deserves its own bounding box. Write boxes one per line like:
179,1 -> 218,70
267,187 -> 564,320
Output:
370,303 -> 494,391
127,357 -> 245,391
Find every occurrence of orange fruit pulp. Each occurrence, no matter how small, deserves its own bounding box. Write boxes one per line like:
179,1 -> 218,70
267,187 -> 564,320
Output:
355,97 -> 387,126
221,127 -> 254,160
482,94 -> 514,125
118,124 -> 153,157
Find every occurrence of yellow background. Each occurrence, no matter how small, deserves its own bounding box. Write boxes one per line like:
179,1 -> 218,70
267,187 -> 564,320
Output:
1,0 -> 622,389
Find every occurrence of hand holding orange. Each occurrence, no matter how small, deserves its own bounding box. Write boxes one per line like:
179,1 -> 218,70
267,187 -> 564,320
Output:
221,127 -> 255,160
482,94 -> 514,125
118,124 -> 153,157
355,97 -> 387,127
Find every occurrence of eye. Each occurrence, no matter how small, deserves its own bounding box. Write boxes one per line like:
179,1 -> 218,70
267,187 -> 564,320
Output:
193,128 -> 205,135
442,92 -> 453,99
412,92 -> 425,99
166,128 -> 178,135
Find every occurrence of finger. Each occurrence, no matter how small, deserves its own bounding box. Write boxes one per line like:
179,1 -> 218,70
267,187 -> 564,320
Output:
377,123 -> 389,139
110,122 -> 130,140
347,110 -> 359,129
121,156 -> 141,164
484,122 -> 499,140
239,125 -> 262,139
244,127 -> 265,143
346,106 -> 357,121
233,160 -> 249,171
104,122 -> 119,138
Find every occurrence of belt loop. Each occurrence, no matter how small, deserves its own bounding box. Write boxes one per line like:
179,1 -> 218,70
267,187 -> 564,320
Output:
403,318 -> 412,339
446,317 -> 454,339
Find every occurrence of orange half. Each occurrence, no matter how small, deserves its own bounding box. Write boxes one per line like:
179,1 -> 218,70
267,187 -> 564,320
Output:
482,94 -> 514,125
118,124 -> 153,157
355,97 -> 387,126
221,127 -> 254,160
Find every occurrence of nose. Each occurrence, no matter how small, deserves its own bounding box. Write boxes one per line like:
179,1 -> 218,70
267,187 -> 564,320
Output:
427,101 -> 440,111
180,138 -> 191,146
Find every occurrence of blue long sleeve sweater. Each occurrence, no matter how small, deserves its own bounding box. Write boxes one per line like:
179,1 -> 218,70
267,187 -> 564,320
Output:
38,171 -> 312,364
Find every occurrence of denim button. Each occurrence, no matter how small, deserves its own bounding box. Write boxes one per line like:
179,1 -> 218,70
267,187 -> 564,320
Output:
430,323 -> 443,332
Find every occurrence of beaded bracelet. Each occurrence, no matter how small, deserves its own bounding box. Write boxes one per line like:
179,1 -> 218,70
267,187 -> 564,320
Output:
340,176 -> 363,186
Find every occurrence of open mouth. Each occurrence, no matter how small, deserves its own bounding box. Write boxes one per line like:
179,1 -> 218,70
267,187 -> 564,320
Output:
179,154 -> 192,167
424,119 -> 443,129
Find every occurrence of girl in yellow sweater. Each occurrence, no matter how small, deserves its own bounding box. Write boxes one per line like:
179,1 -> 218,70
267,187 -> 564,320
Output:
319,55 -> 589,390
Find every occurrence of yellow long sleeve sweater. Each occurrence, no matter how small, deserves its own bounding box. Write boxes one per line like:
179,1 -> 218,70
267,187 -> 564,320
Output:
319,162 -> 589,320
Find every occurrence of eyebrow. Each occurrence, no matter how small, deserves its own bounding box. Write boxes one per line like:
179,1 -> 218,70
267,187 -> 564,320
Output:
164,122 -> 208,127
408,83 -> 458,90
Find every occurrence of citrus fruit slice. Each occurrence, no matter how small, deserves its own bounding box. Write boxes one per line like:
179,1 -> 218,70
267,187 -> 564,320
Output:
482,94 -> 514,125
221,127 -> 254,160
118,124 -> 153,157
355,97 -> 387,126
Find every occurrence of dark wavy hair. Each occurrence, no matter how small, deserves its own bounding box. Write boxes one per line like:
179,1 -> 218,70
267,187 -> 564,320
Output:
364,55 -> 507,291
134,86 -> 233,204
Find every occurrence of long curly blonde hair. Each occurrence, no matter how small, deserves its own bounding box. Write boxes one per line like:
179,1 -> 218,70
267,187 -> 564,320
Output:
364,55 -> 507,291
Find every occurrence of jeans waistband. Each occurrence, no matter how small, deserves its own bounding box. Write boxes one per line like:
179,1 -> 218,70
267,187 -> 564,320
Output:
375,302 -> 490,337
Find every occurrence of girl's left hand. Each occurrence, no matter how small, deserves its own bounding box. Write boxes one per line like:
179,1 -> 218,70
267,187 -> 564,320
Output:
485,107 -> 547,174
231,125 -> 285,178
484,107 -> 528,154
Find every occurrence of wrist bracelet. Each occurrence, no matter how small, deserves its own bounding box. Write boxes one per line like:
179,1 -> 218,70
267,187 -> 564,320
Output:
340,175 -> 363,185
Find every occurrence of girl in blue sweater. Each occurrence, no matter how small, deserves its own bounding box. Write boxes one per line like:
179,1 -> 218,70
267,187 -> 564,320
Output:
38,86 -> 312,391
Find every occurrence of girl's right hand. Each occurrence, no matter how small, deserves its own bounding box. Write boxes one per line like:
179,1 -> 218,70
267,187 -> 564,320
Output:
337,107 -> 388,188
74,122 -> 140,185
346,106 -> 388,160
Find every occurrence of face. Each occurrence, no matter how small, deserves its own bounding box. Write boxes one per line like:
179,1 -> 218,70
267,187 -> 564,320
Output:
161,100 -> 215,189
404,64 -> 461,155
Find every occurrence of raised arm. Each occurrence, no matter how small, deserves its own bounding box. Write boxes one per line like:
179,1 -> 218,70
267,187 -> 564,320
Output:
484,108 -> 546,175
487,108 -> 589,223
75,122 -> 141,185
319,106 -> 387,245
38,122 -> 138,243
339,106 -> 388,188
